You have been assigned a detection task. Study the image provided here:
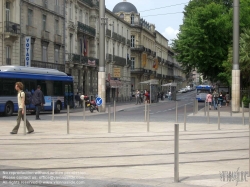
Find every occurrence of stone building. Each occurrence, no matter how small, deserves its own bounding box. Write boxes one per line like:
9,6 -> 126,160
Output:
65,0 -> 132,100
20,0 -> 65,73
0,0 -> 21,66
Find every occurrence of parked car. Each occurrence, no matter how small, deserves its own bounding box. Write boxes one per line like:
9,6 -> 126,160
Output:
178,88 -> 187,93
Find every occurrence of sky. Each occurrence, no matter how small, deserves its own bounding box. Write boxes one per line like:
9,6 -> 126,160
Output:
105,0 -> 189,44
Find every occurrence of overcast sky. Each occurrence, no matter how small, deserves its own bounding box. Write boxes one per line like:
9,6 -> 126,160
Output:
105,0 -> 188,44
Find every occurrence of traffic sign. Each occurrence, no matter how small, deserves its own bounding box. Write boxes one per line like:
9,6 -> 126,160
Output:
95,97 -> 103,106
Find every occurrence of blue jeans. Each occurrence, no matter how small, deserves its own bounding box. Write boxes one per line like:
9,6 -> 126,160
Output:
213,100 -> 217,109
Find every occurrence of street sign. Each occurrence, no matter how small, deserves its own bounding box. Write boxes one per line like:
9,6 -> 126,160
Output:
95,97 -> 103,106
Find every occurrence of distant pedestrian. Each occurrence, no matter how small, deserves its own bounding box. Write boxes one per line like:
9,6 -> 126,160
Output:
10,82 -> 34,134
168,91 -> 172,100
206,92 -> 212,110
212,90 -> 219,110
218,92 -> 223,108
75,92 -> 80,108
225,92 -> 230,106
135,90 -> 141,105
32,85 -> 45,120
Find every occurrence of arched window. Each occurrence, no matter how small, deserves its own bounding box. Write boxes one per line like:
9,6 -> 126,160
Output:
120,13 -> 124,20
131,14 -> 134,24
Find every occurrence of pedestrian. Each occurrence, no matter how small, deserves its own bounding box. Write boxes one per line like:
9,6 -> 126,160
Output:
168,90 -> 172,100
74,92 -> 80,108
135,90 -> 141,105
225,92 -> 230,106
10,82 -> 34,134
218,92 -> 223,108
212,90 -> 219,110
206,92 -> 212,110
32,85 -> 45,120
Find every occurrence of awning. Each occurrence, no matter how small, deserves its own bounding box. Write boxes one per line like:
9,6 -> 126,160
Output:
140,79 -> 159,85
109,80 -> 122,88
161,83 -> 177,87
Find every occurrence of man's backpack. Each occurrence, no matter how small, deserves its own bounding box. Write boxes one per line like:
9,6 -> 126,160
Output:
20,91 -> 32,105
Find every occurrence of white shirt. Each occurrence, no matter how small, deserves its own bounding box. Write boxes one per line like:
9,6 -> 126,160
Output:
18,91 -> 25,109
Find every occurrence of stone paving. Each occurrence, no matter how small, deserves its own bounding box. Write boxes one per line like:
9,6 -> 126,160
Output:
0,102 -> 250,187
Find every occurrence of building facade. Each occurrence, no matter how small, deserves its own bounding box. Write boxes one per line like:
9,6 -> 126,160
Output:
20,0 -> 65,73
0,0 -> 21,66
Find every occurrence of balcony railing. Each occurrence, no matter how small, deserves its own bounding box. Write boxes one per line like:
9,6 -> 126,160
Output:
68,53 -> 99,66
121,37 -> 126,44
31,60 -> 65,72
106,53 -> 112,62
5,21 -> 20,34
106,29 -> 111,37
127,60 -> 132,67
127,39 -> 130,46
26,25 -> 37,36
68,21 -> 75,29
113,55 -> 126,66
54,34 -> 62,44
77,22 -> 96,37
41,30 -> 50,41
131,68 -> 145,74
79,0 -> 98,7
131,45 -> 145,52
6,58 -> 11,65
112,32 -> 118,40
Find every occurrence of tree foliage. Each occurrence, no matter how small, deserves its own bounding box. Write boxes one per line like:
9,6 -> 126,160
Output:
172,0 -> 250,85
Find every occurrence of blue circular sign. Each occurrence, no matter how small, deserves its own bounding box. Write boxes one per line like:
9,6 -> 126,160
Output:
95,97 -> 103,106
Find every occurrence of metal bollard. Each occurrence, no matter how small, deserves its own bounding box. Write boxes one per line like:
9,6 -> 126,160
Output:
184,104 -> 187,131
52,99 -> 54,122
114,100 -> 116,122
147,103 -> 150,132
67,105 -> 69,134
204,101 -> 206,116
23,105 -> 26,135
218,105 -> 220,130
108,105 -> 111,133
249,103 -> 250,129
174,124 -> 179,182
145,101 -> 147,122
193,100 -> 195,115
207,102 -> 210,124
83,100 -> 85,120
196,100 -> 198,114
230,102 -> 232,117
242,101 -> 245,125
175,101 -> 178,123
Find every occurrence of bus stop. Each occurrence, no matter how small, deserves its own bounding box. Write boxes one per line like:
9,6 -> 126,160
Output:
161,82 -> 177,101
140,79 -> 159,103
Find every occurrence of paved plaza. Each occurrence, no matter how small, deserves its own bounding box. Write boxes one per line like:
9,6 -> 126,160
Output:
0,102 -> 250,187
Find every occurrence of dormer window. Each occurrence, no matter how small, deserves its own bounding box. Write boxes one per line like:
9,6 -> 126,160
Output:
131,14 -> 134,24
120,13 -> 124,20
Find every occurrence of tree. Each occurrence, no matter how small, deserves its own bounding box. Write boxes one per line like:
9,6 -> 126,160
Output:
172,1 -> 232,82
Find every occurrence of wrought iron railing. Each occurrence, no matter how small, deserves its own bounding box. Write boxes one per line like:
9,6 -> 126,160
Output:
68,53 -> 99,66
106,29 -> 111,37
131,45 -> 145,52
77,22 -> 96,37
113,55 -> 126,66
112,32 -> 118,40
31,60 -> 65,72
106,53 -> 113,62
41,30 -> 50,41
127,39 -> 130,46
5,21 -> 20,34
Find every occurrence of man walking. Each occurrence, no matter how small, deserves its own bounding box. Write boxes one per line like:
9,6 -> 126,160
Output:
212,90 -> 219,110
32,85 -> 45,120
135,90 -> 141,105
10,82 -> 34,134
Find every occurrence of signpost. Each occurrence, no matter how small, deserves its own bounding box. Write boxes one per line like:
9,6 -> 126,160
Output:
25,36 -> 31,67
96,97 -> 103,107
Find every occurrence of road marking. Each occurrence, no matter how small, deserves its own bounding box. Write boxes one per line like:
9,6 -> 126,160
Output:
155,111 -> 161,113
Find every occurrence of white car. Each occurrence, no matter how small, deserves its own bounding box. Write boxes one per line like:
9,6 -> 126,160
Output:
178,88 -> 186,93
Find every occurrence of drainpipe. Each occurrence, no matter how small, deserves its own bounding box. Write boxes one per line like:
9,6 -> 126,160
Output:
2,0 -> 5,65
20,0 -> 22,66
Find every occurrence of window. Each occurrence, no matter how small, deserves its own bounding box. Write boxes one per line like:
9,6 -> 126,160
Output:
131,57 -> 135,70
42,46 -> 47,62
42,15 -> 46,31
31,42 -> 34,60
117,23 -> 119,34
55,19 -> 59,34
120,13 -> 124,20
131,14 -> 134,24
85,13 -> 88,24
55,0 -> 59,5
6,2 -> 10,22
112,21 -> 114,32
55,49 -> 59,63
69,3 -> 72,20
79,10 -> 82,22
69,34 -> 73,53
28,9 -> 33,26
131,35 -> 135,48
6,46 -> 11,65
122,26 -> 123,36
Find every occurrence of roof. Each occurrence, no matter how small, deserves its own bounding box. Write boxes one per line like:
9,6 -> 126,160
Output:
140,79 -> 159,85
161,83 -> 177,87
113,1 -> 138,13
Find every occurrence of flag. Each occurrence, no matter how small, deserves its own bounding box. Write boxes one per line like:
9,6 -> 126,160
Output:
83,36 -> 87,56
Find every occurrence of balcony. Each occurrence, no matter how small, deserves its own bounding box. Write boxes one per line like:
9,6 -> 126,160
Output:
79,0 -> 98,7
41,30 -> 50,41
131,45 -> 145,52
121,37 -> 126,44
157,56 -> 162,63
113,55 -> 126,66
68,21 -> 75,30
130,68 -> 145,74
106,29 -> 111,37
31,60 -> 65,72
6,58 -> 11,65
26,25 -> 37,36
106,53 -> 113,62
127,60 -> 132,67
54,34 -> 62,44
151,51 -> 156,57
68,53 -> 99,66
77,22 -> 96,37
112,32 -> 118,40
127,39 -> 130,46
5,21 -> 20,35
117,34 -> 122,42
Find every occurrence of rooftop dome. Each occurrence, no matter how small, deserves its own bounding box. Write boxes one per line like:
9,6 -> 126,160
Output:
112,1 -> 138,13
